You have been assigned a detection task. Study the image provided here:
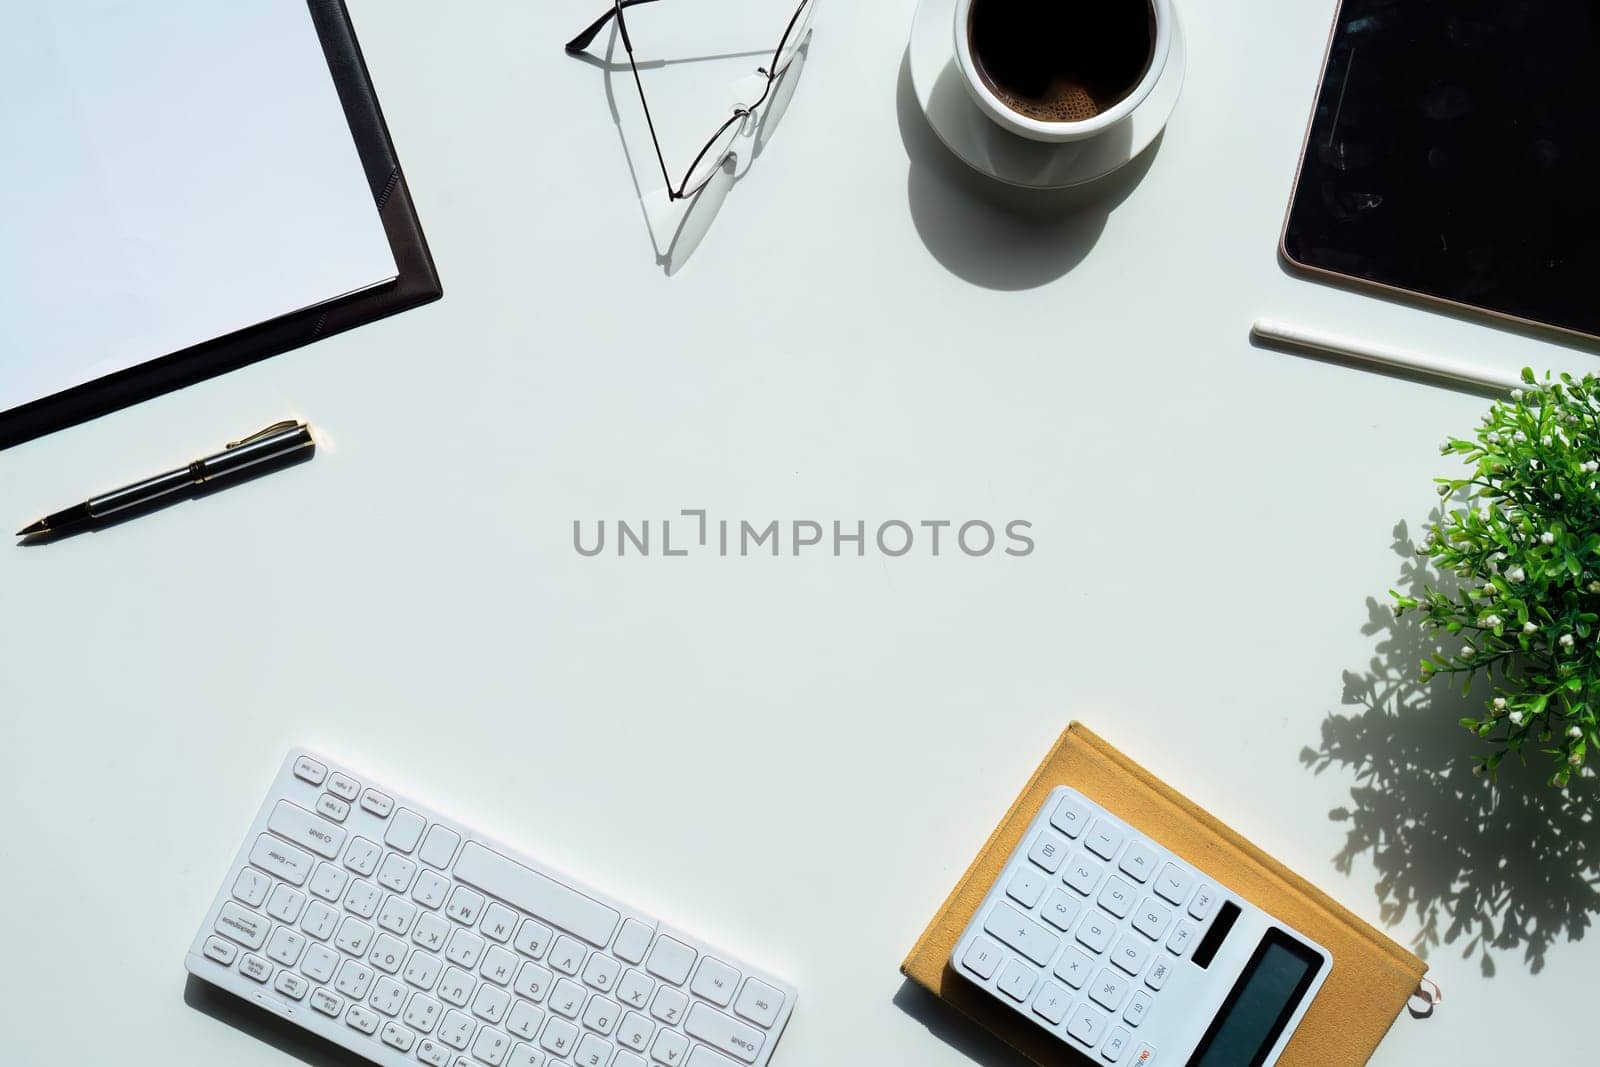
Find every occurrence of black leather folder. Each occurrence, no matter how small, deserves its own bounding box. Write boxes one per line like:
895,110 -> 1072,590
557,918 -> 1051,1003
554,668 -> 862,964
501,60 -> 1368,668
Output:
0,0 -> 441,450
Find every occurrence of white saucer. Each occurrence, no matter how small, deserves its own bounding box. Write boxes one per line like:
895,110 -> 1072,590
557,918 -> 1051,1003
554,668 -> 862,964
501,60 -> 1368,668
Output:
909,0 -> 1186,189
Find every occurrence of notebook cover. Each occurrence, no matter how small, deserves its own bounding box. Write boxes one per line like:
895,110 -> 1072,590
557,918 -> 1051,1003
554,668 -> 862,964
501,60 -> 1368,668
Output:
902,723 -> 1425,1066
0,0 -> 442,450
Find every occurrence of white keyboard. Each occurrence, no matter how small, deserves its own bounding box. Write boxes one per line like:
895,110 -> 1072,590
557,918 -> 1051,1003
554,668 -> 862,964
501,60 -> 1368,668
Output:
951,787 -> 1330,1067
187,750 -> 796,1067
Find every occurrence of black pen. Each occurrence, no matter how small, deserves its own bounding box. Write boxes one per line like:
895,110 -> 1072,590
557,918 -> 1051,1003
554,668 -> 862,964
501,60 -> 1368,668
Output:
17,420 -> 316,537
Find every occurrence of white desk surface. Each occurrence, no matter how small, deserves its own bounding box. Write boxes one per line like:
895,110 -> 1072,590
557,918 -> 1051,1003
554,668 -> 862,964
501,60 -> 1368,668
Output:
2,1 -> 1593,1064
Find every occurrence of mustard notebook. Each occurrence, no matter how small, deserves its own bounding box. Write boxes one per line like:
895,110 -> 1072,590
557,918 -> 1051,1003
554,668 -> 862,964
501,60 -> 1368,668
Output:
902,723 -> 1425,1066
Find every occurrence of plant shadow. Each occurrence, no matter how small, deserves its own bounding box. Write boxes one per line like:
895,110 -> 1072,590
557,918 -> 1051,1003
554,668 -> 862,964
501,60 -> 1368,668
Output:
1304,518 -> 1600,976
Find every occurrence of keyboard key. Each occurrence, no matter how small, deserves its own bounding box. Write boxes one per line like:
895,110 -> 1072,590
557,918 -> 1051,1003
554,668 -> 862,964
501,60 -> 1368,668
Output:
514,918 -> 554,959
303,942 -> 339,983
996,959 -> 1036,1003
687,1049 -> 742,1067
1104,1026 -> 1132,1063
961,937 -> 1002,980
454,843 -> 620,948
266,926 -> 306,967
506,998 -> 545,1040
646,936 -> 697,985
614,918 -> 656,965
377,853 -> 417,894
323,772 -> 359,802
1028,831 -> 1069,874
1110,935 -> 1149,977
413,912 -> 450,952
1050,795 -> 1089,839
1145,958 -> 1172,991
1118,841 -> 1159,884
303,900 -> 340,941
540,1017 -> 578,1057
515,961 -> 554,1002
1124,990 -> 1152,1027
416,1037 -> 451,1066
550,935 -> 587,976
438,1008 -> 477,1050
1084,820 -> 1126,861
371,932 -> 408,973
343,837 -> 381,877
1064,856 -> 1104,896
239,953 -> 271,983
447,887 -> 485,927
438,966 -> 476,1006
649,1026 -> 688,1065
371,975 -> 407,1015
471,982 -> 510,1023
344,1003 -> 379,1035
386,809 -> 427,853
360,789 -> 394,818
1067,1003 -> 1109,1048
275,972 -> 308,1004
1098,876 -> 1136,919
378,893 -> 417,935
575,1033 -> 615,1067
334,916 -> 373,956
380,1019 -> 415,1051
690,958 -> 740,1007
1153,863 -> 1193,906
404,948 -> 443,989
473,1026 -> 512,1065
216,902 -> 269,950
1040,890 -> 1083,932
1053,946 -> 1096,989
1007,868 -> 1048,909
481,902 -> 519,943
1167,919 -> 1197,956
1075,914 -> 1114,955
250,834 -> 314,886
585,951 -> 623,994
619,1010 -> 655,1050
202,936 -> 237,966
446,927 -> 485,968
685,1002 -> 764,1063
583,994 -> 621,1035
1089,968 -> 1130,1012
419,823 -> 461,869
309,862 -> 348,903
1188,885 -> 1218,921
334,959 -> 374,1000
266,884 -> 305,924
1031,982 -> 1071,1025
413,868 -> 451,910
650,985 -> 689,1026
292,755 -> 327,786
483,944 -> 520,986
550,977 -> 586,1018
268,800 -> 345,860
984,903 -> 1060,966
618,968 -> 654,1010
734,979 -> 784,1029
616,1052 -> 648,1067
310,988 -> 342,1017
316,793 -> 351,822
343,879 -> 381,919
233,867 -> 270,907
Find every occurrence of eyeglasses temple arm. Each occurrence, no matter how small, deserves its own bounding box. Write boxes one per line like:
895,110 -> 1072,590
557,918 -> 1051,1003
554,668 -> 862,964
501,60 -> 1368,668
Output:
564,0 -> 664,55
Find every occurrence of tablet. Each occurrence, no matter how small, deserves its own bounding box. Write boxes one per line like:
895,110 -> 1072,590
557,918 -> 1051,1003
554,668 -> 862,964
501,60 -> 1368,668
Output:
1282,0 -> 1600,343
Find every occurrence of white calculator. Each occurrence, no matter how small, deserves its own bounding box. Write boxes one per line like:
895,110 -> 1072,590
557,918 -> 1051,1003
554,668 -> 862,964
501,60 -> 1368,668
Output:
950,786 -> 1331,1067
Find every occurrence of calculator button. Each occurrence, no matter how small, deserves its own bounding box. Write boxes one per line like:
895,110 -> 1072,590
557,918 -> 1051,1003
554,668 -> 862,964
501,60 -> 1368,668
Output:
1103,1027 -> 1132,1063
1028,831 -> 1069,874
1118,842 -> 1159,884
1084,820 -> 1126,861
1032,982 -> 1071,1025
1098,876 -> 1136,919
1007,869 -> 1048,909
985,903 -> 1061,966
1188,886 -> 1217,920
1064,857 -> 1104,896
1166,920 -> 1197,957
1067,1003 -> 1109,1047
385,809 -> 427,854
360,789 -> 395,818
1075,914 -> 1115,954
1040,890 -> 1083,931
1050,796 -> 1089,839
962,937 -> 1003,980
1145,958 -> 1172,991
1053,946 -> 1096,989
1132,899 -> 1173,941
1089,968 -> 1130,1012
293,756 -> 327,786
1153,864 -> 1192,906
996,959 -> 1037,1003
1124,990 -> 1152,1027
1110,935 -> 1149,977
327,773 -> 361,802
316,793 -> 351,822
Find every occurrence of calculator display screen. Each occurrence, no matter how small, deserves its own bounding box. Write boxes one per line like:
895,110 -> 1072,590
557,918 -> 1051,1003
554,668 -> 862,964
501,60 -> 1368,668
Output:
1187,930 -> 1324,1067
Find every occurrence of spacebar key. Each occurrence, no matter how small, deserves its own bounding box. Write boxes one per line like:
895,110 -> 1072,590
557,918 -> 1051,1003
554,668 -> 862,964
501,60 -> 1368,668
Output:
452,842 -> 621,948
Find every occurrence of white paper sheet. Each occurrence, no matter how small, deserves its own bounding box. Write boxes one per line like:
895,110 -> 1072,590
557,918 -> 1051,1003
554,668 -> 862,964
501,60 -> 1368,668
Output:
0,0 -> 399,414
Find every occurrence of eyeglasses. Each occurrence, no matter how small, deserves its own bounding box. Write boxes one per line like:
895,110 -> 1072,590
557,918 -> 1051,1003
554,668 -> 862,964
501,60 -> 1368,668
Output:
565,0 -> 816,201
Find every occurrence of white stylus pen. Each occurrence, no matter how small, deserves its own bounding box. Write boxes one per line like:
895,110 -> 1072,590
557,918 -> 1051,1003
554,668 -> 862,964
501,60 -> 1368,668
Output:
1252,318 -> 1527,394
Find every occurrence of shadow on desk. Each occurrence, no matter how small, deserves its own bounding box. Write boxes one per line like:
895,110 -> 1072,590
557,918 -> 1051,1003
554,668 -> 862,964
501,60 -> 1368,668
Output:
893,979 -> 1037,1067
1305,519 -> 1600,976
185,975 -> 371,1067
895,52 -> 1161,293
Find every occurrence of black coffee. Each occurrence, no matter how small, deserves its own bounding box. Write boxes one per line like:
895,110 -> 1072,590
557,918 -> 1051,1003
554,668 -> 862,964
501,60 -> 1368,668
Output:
970,0 -> 1156,124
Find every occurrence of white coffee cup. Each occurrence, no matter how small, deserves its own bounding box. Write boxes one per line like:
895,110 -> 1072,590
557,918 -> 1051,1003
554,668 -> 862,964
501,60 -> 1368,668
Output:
953,0 -> 1174,143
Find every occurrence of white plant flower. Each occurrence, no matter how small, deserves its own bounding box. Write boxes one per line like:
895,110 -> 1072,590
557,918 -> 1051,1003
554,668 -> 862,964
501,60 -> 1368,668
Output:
1508,566 -> 1527,582
1493,697 -> 1508,712
1542,531 -> 1557,545
1561,633 -> 1575,648
1524,621 -> 1539,634
1570,726 -> 1584,739
1512,388 -> 1525,401
1510,710 -> 1525,726
1483,614 -> 1502,628
1571,752 -> 1584,767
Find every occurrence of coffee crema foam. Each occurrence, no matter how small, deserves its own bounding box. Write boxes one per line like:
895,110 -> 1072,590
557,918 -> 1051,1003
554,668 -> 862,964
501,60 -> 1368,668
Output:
970,0 -> 1155,124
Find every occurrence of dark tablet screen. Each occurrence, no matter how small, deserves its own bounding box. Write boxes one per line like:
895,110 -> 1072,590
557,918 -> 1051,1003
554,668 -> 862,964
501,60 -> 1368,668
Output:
1283,1 -> 1600,340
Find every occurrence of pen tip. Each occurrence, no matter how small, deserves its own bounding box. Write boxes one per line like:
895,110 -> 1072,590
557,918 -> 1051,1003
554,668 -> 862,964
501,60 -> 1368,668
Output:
17,520 -> 47,536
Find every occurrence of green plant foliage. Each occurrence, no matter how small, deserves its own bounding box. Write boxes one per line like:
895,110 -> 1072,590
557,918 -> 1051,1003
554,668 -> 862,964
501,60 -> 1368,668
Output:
1393,369 -> 1600,787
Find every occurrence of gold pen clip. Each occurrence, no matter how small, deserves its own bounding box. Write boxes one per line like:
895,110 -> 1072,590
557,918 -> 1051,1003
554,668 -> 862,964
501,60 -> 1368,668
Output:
227,420 -> 303,449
